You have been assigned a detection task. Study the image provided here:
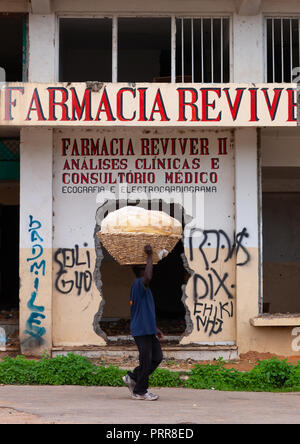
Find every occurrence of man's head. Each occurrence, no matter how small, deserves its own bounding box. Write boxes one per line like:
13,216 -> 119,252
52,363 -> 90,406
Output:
132,265 -> 146,278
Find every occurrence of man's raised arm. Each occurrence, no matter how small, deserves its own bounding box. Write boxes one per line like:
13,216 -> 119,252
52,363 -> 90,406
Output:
143,245 -> 153,287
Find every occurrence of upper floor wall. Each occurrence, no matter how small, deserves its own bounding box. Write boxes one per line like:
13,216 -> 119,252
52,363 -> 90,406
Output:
4,0 -> 300,16
2,0 -> 300,84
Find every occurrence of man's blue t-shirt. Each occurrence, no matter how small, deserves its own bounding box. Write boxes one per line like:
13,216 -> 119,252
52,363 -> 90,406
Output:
130,278 -> 157,337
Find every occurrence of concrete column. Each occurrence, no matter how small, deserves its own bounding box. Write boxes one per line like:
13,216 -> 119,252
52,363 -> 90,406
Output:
28,13 -> 57,82
233,13 -> 264,83
19,128 -> 53,356
234,128 -> 260,354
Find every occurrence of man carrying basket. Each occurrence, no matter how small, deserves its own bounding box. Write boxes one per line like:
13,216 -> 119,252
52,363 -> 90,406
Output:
123,245 -> 164,401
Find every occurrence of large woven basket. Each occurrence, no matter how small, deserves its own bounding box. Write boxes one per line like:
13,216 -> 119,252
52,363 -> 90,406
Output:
97,231 -> 182,265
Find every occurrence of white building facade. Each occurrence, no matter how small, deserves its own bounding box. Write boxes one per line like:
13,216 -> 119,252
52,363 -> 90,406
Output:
0,0 -> 300,358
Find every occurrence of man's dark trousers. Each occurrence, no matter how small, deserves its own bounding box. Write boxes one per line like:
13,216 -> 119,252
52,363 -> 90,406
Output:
128,334 -> 163,395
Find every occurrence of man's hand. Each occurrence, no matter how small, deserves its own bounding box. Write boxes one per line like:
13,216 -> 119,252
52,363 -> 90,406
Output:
156,328 -> 164,340
144,244 -> 153,256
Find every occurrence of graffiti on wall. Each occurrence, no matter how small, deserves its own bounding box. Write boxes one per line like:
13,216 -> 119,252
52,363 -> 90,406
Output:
54,244 -> 92,296
23,215 -> 46,346
188,227 -> 250,337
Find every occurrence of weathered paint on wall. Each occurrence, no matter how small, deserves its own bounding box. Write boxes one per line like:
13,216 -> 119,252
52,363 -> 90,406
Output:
6,0 -> 300,358
52,127 -> 236,345
28,15 -> 56,83
19,128 -> 53,356
233,13 -> 264,83
52,247 -> 106,346
234,129 -> 260,354
16,124 -> 300,356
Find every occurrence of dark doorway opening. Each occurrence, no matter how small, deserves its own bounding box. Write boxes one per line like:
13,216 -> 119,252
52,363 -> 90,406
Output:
262,167 -> 300,314
150,240 -> 187,336
0,14 -> 26,81
0,205 -> 19,310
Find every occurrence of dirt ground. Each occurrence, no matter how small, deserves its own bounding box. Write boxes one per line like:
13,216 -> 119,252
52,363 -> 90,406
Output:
89,350 -> 300,372
2,349 -> 298,373
1,347 -> 300,374
0,407 -> 46,424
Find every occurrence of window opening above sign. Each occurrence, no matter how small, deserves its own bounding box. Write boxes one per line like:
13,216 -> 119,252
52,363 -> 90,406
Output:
59,16 -> 230,84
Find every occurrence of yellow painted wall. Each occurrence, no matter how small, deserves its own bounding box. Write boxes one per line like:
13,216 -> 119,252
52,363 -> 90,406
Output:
52,247 -> 105,347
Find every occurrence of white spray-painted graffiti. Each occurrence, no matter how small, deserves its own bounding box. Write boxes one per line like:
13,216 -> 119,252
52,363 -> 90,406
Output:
22,215 -> 46,346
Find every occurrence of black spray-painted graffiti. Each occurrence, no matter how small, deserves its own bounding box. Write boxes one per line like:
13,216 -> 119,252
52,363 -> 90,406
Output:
54,244 -> 92,295
23,215 -> 46,346
189,227 -> 250,269
188,228 -> 250,337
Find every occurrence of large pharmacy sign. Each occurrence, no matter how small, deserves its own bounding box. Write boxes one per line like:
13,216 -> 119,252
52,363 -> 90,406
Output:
55,128 -> 233,195
0,83 -> 298,127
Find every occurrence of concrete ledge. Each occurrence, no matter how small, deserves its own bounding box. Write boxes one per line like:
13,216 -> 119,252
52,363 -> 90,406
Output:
52,345 -> 238,361
107,335 -> 181,342
250,314 -> 300,327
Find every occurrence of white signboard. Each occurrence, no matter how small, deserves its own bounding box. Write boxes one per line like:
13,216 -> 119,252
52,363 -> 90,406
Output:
0,83 -> 297,127
53,128 -> 234,246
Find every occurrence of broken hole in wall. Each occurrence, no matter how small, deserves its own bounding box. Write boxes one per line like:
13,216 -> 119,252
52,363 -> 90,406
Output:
93,199 -> 193,344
